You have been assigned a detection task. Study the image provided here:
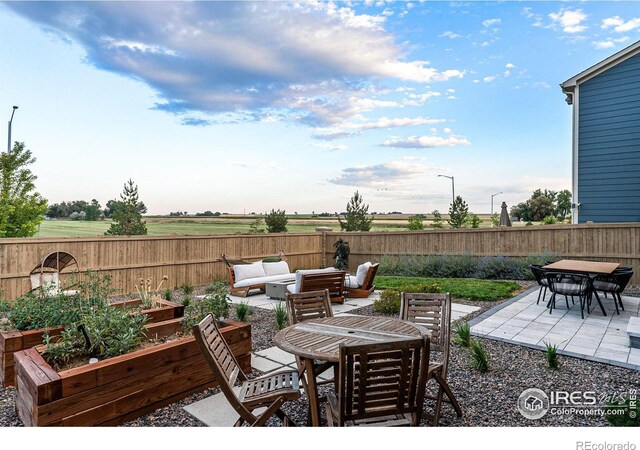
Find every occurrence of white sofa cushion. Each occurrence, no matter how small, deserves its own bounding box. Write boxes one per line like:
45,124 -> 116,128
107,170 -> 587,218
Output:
233,273 -> 294,288
234,262 -> 266,282
355,262 -> 372,287
345,275 -> 360,289
263,261 -> 291,276
292,267 -> 337,293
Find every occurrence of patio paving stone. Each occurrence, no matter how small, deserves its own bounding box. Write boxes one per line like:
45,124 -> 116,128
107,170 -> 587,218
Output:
254,347 -> 297,366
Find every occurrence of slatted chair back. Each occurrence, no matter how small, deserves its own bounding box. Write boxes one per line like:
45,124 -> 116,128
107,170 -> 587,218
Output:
193,314 -> 255,422
285,289 -> 333,325
299,271 -> 346,298
361,263 -> 380,290
334,337 -> 429,426
400,292 -> 451,356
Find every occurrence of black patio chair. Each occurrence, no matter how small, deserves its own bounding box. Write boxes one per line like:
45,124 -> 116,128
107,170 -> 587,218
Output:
530,265 -> 549,305
545,272 -> 593,319
593,268 -> 634,315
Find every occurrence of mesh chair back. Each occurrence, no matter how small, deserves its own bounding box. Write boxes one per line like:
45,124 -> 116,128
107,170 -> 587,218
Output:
546,271 -> 591,295
530,264 -> 547,286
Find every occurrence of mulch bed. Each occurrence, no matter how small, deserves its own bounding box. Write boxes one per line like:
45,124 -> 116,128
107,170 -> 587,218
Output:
1,282 -> 638,427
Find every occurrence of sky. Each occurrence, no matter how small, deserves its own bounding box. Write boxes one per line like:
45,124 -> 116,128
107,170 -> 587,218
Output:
1,1 -> 639,216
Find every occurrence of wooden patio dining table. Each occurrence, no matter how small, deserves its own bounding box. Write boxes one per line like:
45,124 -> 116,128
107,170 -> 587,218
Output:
273,315 -> 429,426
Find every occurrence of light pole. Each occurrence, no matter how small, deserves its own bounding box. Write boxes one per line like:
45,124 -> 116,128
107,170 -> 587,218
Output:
491,191 -> 503,216
437,175 -> 455,204
7,106 -> 18,153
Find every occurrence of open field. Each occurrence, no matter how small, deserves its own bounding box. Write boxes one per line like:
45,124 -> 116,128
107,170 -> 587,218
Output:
35,215 -> 526,238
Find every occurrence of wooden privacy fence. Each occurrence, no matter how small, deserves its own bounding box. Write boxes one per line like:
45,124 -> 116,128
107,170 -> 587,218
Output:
0,233 -> 324,300
1,223 -> 638,299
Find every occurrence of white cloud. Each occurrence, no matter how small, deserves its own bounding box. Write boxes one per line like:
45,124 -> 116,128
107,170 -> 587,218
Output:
482,18 -> 501,28
403,91 -> 441,106
505,63 -> 516,69
329,159 -> 426,188
446,88 -> 456,94
504,70 -> 511,77
312,143 -> 347,152
592,37 -> 630,50
381,134 -> 470,148
472,79 -> 481,84
313,116 -> 447,139
483,76 -> 496,83
6,2 -> 464,127
549,8 -> 588,33
601,16 -> 640,32
532,81 -> 551,89
439,30 -> 462,39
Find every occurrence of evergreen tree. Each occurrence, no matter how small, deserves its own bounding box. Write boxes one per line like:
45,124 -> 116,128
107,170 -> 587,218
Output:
264,209 -> 287,233
0,142 -> 48,237
448,195 -> 468,229
105,179 -> 147,236
339,191 -> 373,231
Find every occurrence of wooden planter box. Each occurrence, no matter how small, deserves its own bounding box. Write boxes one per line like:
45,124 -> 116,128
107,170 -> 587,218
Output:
0,297 -> 184,388
15,318 -> 251,427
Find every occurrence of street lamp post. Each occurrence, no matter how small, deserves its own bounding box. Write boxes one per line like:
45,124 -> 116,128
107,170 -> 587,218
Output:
7,106 -> 18,153
491,191 -> 503,216
437,175 -> 455,204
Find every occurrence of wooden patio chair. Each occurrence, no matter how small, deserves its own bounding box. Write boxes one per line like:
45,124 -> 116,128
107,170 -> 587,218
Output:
326,337 -> 430,427
285,289 -> 336,424
400,292 -> 463,425
193,314 -> 300,427
345,263 -> 379,298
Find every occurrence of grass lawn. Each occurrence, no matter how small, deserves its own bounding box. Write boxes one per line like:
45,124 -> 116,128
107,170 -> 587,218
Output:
375,276 -> 521,301
35,219 -> 408,238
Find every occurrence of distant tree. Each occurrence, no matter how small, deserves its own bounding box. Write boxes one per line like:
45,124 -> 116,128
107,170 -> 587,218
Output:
84,199 -> 102,221
430,210 -> 444,229
265,209 -> 288,233
448,196 -> 469,229
105,179 -> 147,236
490,213 -> 500,227
195,211 -> 220,217
555,189 -> 572,220
407,215 -> 424,230
339,191 -> 373,232
69,211 -> 86,221
467,213 -> 481,228
248,217 -> 265,234
104,198 -> 147,218
528,195 -> 555,222
0,142 -> 48,237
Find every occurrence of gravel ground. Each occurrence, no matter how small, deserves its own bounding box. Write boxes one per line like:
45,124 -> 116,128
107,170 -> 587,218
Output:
1,282 -> 638,427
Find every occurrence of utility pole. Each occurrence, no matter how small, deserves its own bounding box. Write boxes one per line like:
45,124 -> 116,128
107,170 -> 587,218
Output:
7,106 -> 18,153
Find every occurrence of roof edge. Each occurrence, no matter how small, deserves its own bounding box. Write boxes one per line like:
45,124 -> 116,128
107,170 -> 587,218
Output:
561,39 -> 640,89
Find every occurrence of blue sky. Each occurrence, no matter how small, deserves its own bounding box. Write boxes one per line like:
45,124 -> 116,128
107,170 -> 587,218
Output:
1,1 -> 639,215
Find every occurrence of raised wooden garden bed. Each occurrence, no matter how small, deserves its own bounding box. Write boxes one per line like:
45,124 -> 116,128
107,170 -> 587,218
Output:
0,298 -> 184,388
14,318 -> 251,426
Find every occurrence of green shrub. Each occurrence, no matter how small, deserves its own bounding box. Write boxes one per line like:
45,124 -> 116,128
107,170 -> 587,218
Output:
161,289 -> 173,301
182,295 -> 192,308
544,342 -> 560,370
373,289 -> 401,315
333,238 -> 350,270
468,214 -> 481,228
274,302 -> 288,330
542,215 -> 558,225
407,215 -> 424,230
0,299 -> 9,313
182,282 -> 230,331
248,218 -> 265,234
525,221 -> 533,226
180,283 -> 194,295
265,209 -> 288,233
470,339 -> 489,373
454,322 -> 471,347
42,306 -> 147,368
235,301 -> 251,322
605,397 -> 640,427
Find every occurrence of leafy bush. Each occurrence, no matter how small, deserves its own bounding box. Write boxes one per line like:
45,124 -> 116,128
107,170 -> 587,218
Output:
182,281 -> 230,331
0,299 -> 10,313
430,210 -> 444,228
274,302 -> 288,330
161,289 -> 173,301
373,290 -> 401,314
42,306 -> 147,368
605,397 -> 640,427
181,283 -> 194,295
525,221 -> 533,226
454,322 -> 471,347
470,339 -> 490,373
248,218 -> 265,234
544,342 -> 560,370
468,214 -> 481,228
542,215 -> 558,225
378,253 -> 557,281
235,301 -> 251,322
265,209 -> 288,233
407,215 -> 424,230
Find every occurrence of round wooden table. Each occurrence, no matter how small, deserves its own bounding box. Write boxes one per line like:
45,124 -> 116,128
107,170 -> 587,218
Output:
273,315 -> 429,426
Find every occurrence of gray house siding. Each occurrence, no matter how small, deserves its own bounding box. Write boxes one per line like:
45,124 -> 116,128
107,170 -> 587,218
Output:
578,52 -> 640,223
